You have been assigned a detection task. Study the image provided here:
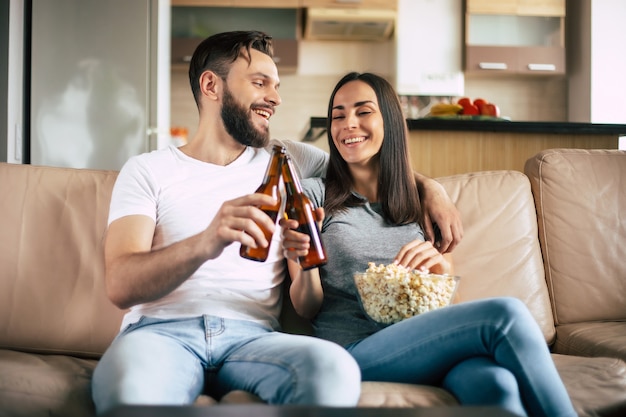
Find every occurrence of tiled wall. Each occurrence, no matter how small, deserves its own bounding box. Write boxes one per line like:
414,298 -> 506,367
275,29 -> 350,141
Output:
170,44 -> 568,149
464,75 -> 567,122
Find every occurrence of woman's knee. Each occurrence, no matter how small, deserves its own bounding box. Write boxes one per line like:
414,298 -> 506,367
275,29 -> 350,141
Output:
487,297 -> 530,318
488,297 -> 545,340
443,358 -> 525,415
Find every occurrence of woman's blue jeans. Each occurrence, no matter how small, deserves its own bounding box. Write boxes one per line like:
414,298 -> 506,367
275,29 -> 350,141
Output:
346,297 -> 577,417
92,315 -> 361,415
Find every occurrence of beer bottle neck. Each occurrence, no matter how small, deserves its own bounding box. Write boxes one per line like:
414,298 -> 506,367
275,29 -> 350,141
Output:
283,156 -> 304,194
262,145 -> 286,185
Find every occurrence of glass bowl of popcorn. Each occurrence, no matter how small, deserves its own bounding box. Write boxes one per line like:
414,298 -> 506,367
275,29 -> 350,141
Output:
354,262 -> 460,325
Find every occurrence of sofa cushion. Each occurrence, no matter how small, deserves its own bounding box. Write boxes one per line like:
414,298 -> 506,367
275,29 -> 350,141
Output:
436,171 -> 556,343
552,322 -> 626,361
214,383 -> 459,407
0,349 -> 97,417
552,353 -> 626,417
357,382 -> 458,407
524,149 -> 626,325
0,163 -> 125,357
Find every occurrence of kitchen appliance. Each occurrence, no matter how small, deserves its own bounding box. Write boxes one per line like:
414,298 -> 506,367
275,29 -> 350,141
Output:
303,7 -> 396,42
395,0 -> 464,97
28,0 -> 170,170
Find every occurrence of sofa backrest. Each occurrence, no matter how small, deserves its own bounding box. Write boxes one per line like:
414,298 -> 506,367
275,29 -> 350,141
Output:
0,163 -> 125,358
0,163 -> 556,356
525,149 -> 626,325
437,170 -> 556,343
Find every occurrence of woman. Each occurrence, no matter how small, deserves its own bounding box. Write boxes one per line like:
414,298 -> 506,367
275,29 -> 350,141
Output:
280,72 -> 576,417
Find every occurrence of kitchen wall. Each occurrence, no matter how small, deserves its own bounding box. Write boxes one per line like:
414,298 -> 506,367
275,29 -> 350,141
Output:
567,0 -> 626,124
171,40 -> 396,150
464,75 -> 567,121
171,40 -> 567,150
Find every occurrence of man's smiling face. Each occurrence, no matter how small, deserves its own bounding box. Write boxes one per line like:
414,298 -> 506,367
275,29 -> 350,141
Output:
221,48 -> 281,148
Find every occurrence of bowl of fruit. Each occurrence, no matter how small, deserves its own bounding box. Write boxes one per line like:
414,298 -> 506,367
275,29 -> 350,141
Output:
427,97 -> 506,120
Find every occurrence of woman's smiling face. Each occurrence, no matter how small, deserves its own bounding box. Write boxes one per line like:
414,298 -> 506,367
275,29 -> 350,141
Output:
330,80 -> 384,168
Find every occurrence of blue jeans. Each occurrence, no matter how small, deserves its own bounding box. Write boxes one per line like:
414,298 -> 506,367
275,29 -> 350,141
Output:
92,315 -> 361,415
345,297 -> 577,417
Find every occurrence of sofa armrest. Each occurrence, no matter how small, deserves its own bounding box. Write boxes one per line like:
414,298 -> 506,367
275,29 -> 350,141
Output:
524,149 -> 626,325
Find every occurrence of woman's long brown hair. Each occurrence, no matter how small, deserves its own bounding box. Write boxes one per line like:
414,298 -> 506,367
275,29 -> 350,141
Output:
324,72 -> 426,234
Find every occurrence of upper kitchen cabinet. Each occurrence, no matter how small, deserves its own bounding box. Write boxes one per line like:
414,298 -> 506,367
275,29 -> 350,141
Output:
465,0 -> 565,75
171,1 -> 299,6
301,0 -> 397,10
171,5 -> 300,73
301,0 -> 397,41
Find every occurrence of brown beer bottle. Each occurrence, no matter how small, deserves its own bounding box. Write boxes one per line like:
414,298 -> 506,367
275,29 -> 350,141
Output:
240,145 -> 286,262
282,154 -> 327,270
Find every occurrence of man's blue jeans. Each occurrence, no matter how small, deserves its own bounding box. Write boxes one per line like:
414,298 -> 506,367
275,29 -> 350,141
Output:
92,315 -> 361,415
346,297 -> 577,417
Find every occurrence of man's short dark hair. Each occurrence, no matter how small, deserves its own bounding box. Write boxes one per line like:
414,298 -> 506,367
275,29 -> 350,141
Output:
188,31 -> 274,107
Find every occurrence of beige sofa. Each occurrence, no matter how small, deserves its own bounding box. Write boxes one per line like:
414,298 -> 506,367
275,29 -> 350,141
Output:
1,148 -> 625,417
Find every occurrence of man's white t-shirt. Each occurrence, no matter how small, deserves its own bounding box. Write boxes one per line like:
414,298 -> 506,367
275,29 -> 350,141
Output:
108,140 -> 328,330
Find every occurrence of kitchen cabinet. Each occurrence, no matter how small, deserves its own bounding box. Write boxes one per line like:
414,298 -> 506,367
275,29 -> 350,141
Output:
171,0 -> 231,5
407,129 -> 617,178
172,0 -> 397,8
465,0 -> 565,75
171,1 -> 299,6
235,0 -> 299,6
305,117 -> 623,177
300,0 -> 397,10
466,0 -> 564,16
170,6 -> 300,73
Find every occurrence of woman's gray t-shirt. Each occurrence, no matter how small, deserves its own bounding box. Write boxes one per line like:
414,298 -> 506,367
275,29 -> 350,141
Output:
301,177 -> 425,347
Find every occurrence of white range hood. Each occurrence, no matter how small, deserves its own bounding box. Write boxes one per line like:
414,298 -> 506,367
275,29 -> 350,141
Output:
304,8 -> 396,41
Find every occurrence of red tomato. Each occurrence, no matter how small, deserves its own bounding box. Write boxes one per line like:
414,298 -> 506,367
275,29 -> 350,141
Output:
461,103 -> 480,115
481,103 -> 501,117
487,103 -> 501,117
473,98 -> 488,108
457,97 -> 472,107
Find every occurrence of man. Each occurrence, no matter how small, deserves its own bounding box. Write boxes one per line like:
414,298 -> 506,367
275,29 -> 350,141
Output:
92,31 -> 462,413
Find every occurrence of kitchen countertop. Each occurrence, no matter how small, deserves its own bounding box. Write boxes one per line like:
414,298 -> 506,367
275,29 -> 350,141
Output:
303,117 -> 626,142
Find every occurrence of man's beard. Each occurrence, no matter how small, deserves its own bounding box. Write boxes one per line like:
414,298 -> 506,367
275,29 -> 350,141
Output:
221,85 -> 270,148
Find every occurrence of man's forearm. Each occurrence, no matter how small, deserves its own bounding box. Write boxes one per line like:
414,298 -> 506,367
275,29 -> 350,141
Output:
413,171 -> 463,253
105,233 -> 209,309
414,171 -> 430,195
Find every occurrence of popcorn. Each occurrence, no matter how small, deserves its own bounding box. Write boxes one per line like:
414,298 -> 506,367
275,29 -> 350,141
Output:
354,262 -> 459,324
